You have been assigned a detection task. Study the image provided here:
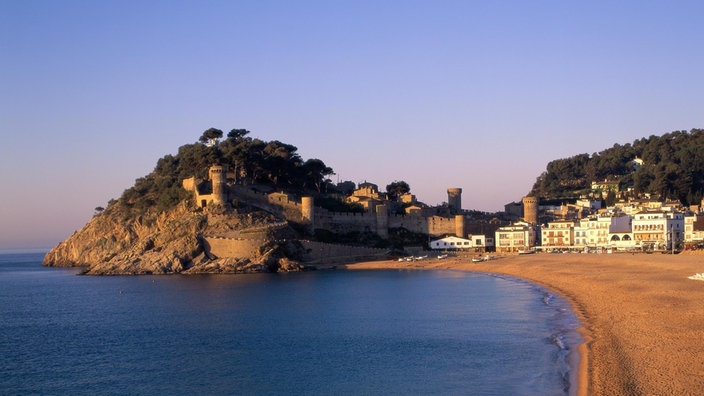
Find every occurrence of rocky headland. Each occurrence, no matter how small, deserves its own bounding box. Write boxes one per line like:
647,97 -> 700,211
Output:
43,201 -> 308,275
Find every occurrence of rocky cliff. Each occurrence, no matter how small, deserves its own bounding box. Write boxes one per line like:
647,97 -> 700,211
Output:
42,201 -> 307,275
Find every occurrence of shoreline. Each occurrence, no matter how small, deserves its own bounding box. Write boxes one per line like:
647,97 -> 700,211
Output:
334,252 -> 704,395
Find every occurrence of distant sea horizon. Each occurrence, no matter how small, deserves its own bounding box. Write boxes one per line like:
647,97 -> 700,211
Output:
0,247 -> 51,254
1,251 -> 581,395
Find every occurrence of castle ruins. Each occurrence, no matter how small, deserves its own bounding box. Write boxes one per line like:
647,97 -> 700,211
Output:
182,165 -> 475,240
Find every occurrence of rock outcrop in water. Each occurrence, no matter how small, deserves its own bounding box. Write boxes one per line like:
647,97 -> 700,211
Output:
43,200 -> 307,275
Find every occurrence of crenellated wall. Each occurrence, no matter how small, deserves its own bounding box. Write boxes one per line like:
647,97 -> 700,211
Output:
314,208 -> 377,234
224,183 -> 467,239
388,212 -> 428,234
427,215 -> 461,236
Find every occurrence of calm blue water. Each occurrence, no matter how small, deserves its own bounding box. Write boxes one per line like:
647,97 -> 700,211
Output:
1,252 -> 580,395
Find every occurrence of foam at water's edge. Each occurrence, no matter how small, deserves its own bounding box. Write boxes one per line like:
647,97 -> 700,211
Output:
485,273 -> 585,396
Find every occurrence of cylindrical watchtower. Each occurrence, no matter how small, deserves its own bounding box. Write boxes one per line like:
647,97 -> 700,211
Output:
455,214 -> 465,239
522,196 -> 539,225
376,204 -> 389,238
301,196 -> 314,233
209,165 -> 225,205
447,188 -> 462,213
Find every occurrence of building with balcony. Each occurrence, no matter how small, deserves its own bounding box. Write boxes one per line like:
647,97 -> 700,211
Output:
495,222 -> 537,253
540,221 -> 575,248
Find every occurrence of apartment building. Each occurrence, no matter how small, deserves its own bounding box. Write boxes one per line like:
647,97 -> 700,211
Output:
632,211 -> 684,249
684,214 -> 704,245
495,222 -> 537,253
540,220 -> 575,247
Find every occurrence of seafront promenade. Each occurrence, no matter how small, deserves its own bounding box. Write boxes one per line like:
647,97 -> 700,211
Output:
341,252 -> 704,396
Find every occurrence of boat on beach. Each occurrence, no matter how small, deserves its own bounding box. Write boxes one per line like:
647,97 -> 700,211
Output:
518,248 -> 536,255
688,273 -> 704,281
472,255 -> 495,263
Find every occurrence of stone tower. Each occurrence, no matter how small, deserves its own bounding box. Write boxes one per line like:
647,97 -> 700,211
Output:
447,188 -> 462,213
301,196 -> 315,233
209,165 -> 226,205
455,214 -> 465,238
376,204 -> 389,238
522,196 -> 539,225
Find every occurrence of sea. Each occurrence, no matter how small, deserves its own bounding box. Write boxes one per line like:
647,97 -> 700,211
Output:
0,251 -> 582,395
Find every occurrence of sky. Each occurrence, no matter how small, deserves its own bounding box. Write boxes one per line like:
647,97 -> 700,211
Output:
1,0 -> 702,250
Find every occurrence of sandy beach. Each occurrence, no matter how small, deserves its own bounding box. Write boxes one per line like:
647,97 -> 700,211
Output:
338,252 -> 704,396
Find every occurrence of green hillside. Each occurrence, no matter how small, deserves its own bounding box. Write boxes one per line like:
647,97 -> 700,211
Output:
529,128 -> 704,205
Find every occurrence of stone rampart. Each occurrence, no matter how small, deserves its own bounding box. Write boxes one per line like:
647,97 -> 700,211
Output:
388,213 -> 429,234
314,209 -> 377,234
203,236 -> 388,264
300,240 -> 388,264
203,236 -> 262,259
230,185 -> 303,222
427,215 -> 459,236
388,214 -> 462,236
227,184 -> 466,239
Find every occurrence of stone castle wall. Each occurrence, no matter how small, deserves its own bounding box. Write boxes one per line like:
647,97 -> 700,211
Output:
388,213 -> 427,233
204,236 -> 263,259
203,236 -> 387,263
314,209 -> 377,234
299,240 -> 388,264
428,215 -> 461,236
225,183 -> 465,238
230,185 -> 304,222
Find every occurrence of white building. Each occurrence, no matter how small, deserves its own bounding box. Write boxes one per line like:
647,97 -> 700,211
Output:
429,235 -> 486,251
467,234 -> 488,249
607,214 -> 635,250
572,214 -> 633,250
632,211 -> 684,250
495,222 -> 537,253
684,214 -> 704,246
576,216 -> 611,248
576,198 -> 602,211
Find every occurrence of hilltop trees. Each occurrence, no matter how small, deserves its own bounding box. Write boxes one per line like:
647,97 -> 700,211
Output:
301,159 -> 334,193
227,128 -> 250,141
119,128 -> 336,212
530,128 -> 704,205
386,181 -> 411,201
198,128 -> 224,145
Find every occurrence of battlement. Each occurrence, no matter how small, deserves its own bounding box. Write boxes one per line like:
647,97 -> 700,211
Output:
187,166 -> 468,240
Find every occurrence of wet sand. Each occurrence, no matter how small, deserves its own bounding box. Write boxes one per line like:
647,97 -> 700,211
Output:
338,253 -> 704,396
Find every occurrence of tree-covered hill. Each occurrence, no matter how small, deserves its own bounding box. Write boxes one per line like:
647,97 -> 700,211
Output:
44,128 -> 336,274
120,128 -> 334,213
529,128 -> 704,205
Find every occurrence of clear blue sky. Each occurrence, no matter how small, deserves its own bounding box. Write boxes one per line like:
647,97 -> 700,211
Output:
1,1 -> 702,250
